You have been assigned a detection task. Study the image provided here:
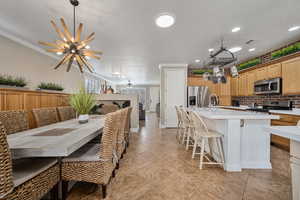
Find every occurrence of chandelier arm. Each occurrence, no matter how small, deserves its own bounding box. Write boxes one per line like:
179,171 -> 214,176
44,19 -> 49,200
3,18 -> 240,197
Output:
80,56 -> 95,73
66,57 -> 74,72
54,54 -> 72,69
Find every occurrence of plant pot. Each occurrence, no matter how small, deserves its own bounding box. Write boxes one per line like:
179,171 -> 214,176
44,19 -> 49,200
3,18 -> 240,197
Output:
78,114 -> 89,124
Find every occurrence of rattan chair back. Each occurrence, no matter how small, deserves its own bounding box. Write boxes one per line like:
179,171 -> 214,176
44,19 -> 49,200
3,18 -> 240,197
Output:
57,106 -> 76,121
0,122 -> 14,198
0,111 -> 29,135
32,108 -> 59,127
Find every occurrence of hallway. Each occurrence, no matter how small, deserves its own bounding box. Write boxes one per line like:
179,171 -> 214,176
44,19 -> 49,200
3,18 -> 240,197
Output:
68,113 -> 291,200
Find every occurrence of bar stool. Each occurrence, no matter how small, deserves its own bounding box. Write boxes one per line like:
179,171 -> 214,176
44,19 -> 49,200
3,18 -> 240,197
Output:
175,106 -> 184,142
190,111 -> 225,169
179,108 -> 194,150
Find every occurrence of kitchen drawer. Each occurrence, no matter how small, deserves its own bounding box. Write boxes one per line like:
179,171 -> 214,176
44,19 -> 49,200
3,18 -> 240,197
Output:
271,135 -> 290,151
275,114 -> 300,123
271,120 -> 296,126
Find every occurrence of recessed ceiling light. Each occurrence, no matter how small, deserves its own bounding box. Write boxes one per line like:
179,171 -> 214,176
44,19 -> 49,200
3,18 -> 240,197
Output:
249,48 -> 256,52
208,48 -> 214,52
229,46 -> 242,53
195,59 -> 201,63
288,26 -> 300,32
155,13 -> 175,28
232,27 -> 241,33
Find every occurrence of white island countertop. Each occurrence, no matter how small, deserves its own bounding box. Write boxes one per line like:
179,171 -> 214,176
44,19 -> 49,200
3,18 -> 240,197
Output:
265,126 -> 300,142
193,108 -> 279,120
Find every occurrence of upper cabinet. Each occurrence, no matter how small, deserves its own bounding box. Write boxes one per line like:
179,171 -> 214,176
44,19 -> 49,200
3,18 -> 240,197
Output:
247,70 -> 256,96
230,77 -> 239,96
268,63 -> 282,79
255,67 -> 268,82
282,57 -> 300,95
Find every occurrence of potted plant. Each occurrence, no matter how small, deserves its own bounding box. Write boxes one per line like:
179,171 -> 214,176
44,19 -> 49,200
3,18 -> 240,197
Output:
70,86 -> 96,124
0,74 -> 28,88
37,82 -> 64,92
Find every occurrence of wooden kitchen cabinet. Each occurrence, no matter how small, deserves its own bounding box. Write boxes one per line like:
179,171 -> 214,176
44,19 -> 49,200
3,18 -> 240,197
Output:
231,77 -> 239,96
247,70 -> 256,96
268,63 -> 282,79
282,57 -> 300,95
238,73 -> 248,96
255,67 -> 268,81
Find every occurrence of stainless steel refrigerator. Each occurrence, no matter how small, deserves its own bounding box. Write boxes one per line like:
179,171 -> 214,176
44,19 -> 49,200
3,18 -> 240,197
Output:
187,86 -> 210,107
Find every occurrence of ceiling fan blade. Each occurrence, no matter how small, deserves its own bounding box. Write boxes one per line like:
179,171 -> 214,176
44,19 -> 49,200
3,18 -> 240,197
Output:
66,57 -> 74,72
54,54 -> 72,69
39,41 -> 60,48
60,18 -> 74,41
51,20 -> 67,41
75,23 -> 83,42
82,49 -> 103,55
75,56 -> 84,73
80,56 -> 95,73
46,49 -> 64,53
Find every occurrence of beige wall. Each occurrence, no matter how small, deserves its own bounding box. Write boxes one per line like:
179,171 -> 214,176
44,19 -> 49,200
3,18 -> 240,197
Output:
0,35 -> 85,93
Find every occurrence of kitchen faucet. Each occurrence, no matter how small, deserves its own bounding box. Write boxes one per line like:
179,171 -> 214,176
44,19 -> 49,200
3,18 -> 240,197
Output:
209,93 -> 219,107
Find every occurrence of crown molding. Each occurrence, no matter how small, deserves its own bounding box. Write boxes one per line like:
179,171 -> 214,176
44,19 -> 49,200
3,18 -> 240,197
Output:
0,28 -> 115,84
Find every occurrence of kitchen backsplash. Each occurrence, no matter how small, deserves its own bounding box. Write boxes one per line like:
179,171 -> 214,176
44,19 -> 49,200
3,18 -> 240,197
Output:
232,95 -> 300,108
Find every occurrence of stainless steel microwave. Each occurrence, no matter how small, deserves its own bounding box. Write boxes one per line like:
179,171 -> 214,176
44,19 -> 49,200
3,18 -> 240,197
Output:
254,78 -> 281,95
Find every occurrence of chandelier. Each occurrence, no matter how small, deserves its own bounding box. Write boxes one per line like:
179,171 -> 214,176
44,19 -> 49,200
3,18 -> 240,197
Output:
39,0 -> 102,73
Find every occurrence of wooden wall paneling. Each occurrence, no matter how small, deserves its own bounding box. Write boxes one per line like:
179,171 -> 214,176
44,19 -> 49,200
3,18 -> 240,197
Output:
4,90 -> 24,110
24,92 -> 41,129
0,91 -> 5,111
231,77 -> 239,96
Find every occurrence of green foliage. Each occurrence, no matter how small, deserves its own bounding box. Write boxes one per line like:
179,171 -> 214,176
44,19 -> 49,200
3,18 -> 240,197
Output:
271,42 -> 300,59
38,82 -> 64,91
0,74 -> 27,87
238,58 -> 261,70
191,69 -> 213,75
69,87 -> 96,115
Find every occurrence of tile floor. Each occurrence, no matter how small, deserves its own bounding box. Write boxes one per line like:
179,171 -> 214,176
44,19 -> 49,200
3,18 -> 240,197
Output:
68,113 -> 292,200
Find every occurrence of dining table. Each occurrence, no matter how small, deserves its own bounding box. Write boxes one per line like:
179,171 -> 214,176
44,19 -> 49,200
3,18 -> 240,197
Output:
7,115 -> 105,159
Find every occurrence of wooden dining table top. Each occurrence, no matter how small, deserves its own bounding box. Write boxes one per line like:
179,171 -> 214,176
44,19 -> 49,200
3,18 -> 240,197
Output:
7,115 -> 105,159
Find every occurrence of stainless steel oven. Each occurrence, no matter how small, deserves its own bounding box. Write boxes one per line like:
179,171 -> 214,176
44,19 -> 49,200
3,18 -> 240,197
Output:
254,78 -> 281,95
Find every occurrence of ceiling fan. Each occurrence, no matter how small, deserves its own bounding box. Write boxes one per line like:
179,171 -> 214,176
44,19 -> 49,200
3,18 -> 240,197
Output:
39,0 -> 102,73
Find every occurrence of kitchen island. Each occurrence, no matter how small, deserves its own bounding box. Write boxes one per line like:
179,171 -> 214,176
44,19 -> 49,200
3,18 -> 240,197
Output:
265,126 -> 300,200
193,108 -> 279,171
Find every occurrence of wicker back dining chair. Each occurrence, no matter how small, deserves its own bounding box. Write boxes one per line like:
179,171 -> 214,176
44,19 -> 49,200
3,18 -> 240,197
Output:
124,107 -> 132,148
0,122 -> 59,200
116,108 -> 129,162
32,108 -> 59,127
61,111 -> 120,199
190,111 -> 224,169
57,106 -> 76,121
0,110 -> 29,135
100,104 -> 119,114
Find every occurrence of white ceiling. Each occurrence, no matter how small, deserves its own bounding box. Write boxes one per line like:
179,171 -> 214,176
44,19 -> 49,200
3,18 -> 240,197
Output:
1,0 -> 300,84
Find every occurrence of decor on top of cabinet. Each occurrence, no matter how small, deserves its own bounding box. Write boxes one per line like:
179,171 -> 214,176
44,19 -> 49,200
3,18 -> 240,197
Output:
37,82 -> 64,92
237,58 -> 261,71
0,74 -> 28,88
190,69 -> 213,75
271,42 -> 300,60
39,0 -> 102,74
70,86 -> 95,123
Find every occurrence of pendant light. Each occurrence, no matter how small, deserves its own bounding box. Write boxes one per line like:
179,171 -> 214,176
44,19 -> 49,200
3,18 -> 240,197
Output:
39,0 -> 102,73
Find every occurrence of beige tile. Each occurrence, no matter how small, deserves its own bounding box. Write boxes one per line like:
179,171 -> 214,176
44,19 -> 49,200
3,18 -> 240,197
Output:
68,113 -> 291,200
